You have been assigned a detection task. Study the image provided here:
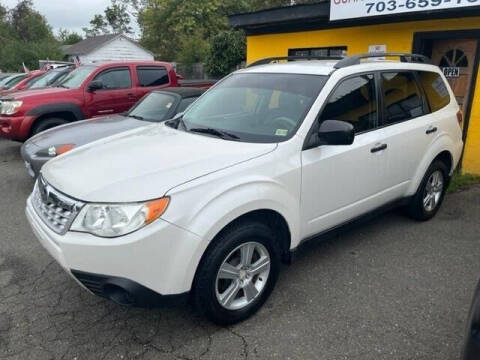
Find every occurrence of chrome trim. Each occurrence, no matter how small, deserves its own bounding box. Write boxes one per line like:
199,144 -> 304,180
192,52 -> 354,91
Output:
32,176 -> 84,235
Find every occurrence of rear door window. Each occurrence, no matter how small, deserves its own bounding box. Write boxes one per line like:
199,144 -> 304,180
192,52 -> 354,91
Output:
380,72 -> 426,125
319,74 -> 378,133
137,66 -> 169,87
416,71 -> 451,113
94,67 -> 132,89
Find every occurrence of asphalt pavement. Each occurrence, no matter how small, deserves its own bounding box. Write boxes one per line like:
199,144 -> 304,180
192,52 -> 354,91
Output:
1,137 -> 480,359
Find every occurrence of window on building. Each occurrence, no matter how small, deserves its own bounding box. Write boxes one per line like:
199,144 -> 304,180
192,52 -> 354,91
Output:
94,67 -> 132,89
439,49 -> 469,68
137,66 -> 169,87
288,46 -> 347,58
319,74 -> 377,133
381,72 -> 425,125
417,71 -> 451,113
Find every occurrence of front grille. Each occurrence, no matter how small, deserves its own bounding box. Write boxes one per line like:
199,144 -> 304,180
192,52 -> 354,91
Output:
32,176 -> 84,235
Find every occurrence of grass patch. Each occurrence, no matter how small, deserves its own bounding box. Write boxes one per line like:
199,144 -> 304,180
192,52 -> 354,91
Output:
448,172 -> 480,193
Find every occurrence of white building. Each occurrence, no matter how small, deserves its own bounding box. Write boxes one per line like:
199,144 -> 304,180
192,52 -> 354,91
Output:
63,34 -> 154,63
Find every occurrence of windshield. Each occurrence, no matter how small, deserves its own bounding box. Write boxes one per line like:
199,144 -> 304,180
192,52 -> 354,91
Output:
128,92 -> 177,122
3,74 -> 27,90
28,71 -> 63,89
57,66 -> 96,89
181,73 -> 327,143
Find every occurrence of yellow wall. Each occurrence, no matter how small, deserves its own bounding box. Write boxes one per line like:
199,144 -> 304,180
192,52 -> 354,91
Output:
246,17 -> 480,173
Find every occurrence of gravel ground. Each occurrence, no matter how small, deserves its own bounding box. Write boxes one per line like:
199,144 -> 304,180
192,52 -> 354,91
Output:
1,137 -> 479,359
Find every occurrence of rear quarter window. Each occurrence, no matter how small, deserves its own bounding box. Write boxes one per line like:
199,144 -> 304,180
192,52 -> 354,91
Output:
137,66 -> 169,87
417,71 -> 451,113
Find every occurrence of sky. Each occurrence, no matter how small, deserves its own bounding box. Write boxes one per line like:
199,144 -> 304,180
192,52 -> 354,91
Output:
1,0 -> 134,36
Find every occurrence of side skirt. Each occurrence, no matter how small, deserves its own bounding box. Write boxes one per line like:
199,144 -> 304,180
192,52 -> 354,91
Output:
289,197 -> 412,263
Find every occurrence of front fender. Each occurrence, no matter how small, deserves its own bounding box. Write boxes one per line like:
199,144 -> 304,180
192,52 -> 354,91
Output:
26,102 -> 85,120
163,167 -> 301,289
407,133 -> 462,196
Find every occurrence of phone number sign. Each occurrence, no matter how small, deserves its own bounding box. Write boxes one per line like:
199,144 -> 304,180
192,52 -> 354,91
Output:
330,0 -> 480,20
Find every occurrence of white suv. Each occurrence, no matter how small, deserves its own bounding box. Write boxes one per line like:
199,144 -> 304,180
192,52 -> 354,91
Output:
26,53 -> 464,324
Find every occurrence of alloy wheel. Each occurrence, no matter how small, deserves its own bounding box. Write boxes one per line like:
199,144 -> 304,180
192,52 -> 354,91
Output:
423,170 -> 444,212
215,241 -> 271,311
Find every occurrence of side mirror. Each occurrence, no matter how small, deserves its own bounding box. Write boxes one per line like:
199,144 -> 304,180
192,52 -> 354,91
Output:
317,120 -> 355,146
88,80 -> 104,92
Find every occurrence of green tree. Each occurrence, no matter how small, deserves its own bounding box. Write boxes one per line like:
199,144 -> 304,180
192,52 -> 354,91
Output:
83,14 -> 108,37
57,29 -> 83,45
84,0 -> 133,37
0,1 -> 61,72
138,0 -> 248,60
105,0 -> 133,34
125,0 -> 319,73
205,30 -> 245,78
10,0 -> 54,42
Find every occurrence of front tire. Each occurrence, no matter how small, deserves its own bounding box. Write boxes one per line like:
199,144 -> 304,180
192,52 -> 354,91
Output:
408,160 -> 448,221
192,220 -> 280,325
31,117 -> 69,136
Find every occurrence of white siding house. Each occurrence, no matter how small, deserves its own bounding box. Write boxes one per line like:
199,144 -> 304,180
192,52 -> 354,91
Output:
64,34 -> 154,64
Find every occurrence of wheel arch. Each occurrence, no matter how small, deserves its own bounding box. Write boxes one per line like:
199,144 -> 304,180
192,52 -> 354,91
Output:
26,103 -> 84,136
407,135 -> 457,196
207,208 -> 292,264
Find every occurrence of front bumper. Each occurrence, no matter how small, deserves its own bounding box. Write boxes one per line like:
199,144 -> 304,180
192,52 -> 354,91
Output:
0,115 -> 32,140
71,270 -> 189,307
20,143 -> 48,178
26,196 -> 204,298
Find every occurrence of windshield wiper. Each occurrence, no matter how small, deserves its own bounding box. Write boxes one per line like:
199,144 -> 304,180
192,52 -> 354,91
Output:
189,127 -> 239,140
57,84 -> 69,89
128,114 -> 145,121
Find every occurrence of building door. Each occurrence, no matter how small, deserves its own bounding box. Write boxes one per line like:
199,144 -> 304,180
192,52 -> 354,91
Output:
431,39 -> 477,116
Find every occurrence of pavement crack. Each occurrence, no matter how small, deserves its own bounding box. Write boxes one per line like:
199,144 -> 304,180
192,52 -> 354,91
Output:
226,326 -> 249,359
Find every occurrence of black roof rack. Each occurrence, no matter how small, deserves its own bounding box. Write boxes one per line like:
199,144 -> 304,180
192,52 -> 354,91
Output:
334,52 -> 431,69
247,55 -> 344,68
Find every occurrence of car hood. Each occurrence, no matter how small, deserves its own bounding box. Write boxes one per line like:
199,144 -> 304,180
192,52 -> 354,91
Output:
42,123 -> 277,202
0,86 -> 73,100
26,115 -> 146,151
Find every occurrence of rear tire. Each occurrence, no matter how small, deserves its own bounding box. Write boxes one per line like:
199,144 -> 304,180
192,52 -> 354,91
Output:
31,117 -> 69,136
408,160 -> 449,221
192,220 -> 280,325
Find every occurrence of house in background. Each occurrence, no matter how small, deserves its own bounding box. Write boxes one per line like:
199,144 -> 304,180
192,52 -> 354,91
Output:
62,34 -> 154,63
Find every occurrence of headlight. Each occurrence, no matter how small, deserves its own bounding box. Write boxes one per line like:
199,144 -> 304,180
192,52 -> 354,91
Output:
1,101 -> 23,115
71,197 -> 169,237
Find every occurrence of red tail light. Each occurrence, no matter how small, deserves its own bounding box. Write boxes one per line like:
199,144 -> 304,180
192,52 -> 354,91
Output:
457,110 -> 463,125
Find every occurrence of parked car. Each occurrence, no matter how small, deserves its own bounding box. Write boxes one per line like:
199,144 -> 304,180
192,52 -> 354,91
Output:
21,87 -> 205,177
0,73 -> 27,90
0,70 -> 47,93
24,67 -> 74,90
0,68 -> 73,98
462,279 -> 480,359
26,53 -> 463,325
0,61 -> 214,141
0,73 -> 18,81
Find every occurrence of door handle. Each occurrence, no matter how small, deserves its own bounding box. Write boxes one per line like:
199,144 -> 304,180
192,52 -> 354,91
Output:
426,126 -> 438,135
127,93 -> 135,99
371,143 -> 387,153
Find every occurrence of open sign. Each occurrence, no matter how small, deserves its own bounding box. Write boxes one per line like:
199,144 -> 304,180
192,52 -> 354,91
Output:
443,67 -> 460,78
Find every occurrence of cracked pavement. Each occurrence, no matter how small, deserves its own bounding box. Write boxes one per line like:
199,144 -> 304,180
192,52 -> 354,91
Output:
1,137 -> 480,359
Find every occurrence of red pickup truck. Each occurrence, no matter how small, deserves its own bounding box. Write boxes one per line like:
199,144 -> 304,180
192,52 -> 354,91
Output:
0,61 -> 213,141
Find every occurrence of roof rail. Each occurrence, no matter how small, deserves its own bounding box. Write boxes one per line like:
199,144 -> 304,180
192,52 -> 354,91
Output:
334,53 -> 431,69
247,55 -> 344,68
